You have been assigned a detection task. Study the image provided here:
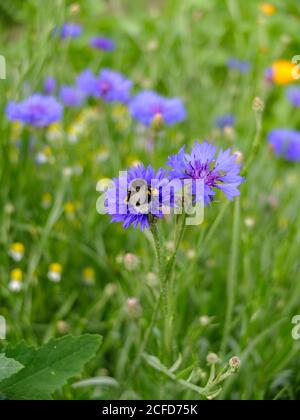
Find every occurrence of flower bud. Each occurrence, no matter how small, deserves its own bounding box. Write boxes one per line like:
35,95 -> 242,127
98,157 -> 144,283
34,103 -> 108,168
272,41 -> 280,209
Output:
229,356 -> 241,371
253,97 -> 265,113
206,353 -> 220,365
151,113 -> 164,132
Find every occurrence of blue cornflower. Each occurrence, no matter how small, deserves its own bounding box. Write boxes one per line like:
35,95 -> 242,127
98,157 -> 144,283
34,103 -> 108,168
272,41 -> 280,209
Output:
129,91 -> 186,127
227,58 -> 251,73
286,87 -> 300,107
90,36 -> 115,52
76,70 -> 98,97
96,69 -> 132,103
6,94 -> 63,127
76,69 -> 132,103
44,77 -> 56,95
168,141 -> 244,205
60,85 -> 86,107
215,114 -> 236,130
105,165 -> 174,230
268,129 -> 300,162
59,22 -> 82,40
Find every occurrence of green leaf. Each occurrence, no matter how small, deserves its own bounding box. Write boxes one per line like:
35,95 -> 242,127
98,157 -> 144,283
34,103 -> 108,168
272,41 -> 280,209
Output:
0,354 -> 24,383
0,334 -> 102,400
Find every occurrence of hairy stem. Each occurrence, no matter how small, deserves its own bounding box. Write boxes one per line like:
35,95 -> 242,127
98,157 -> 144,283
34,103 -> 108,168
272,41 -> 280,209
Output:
150,223 -> 167,315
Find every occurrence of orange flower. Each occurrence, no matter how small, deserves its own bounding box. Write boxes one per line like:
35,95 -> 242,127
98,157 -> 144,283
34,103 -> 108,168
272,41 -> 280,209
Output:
261,3 -> 276,16
272,60 -> 296,85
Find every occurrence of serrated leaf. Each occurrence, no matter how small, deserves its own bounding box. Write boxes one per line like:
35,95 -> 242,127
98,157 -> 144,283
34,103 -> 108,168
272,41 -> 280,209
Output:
0,354 -> 24,383
0,334 -> 102,400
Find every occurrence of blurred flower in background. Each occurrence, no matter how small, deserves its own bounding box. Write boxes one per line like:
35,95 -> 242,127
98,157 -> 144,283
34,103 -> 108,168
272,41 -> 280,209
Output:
60,85 -> 86,108
266,60 -> 296,85
286,87 -> 300,107
9,269 -> 23,293
215,114 -> 236,130
58,22 -> 82,40
76,69 -> 98,97
227,58 -> 251,73
129,90 -> 186,127
6,94 -> 63,127
268,129 -> 300,161
90,36 -> 115,52
76,69 -> 132,103
260,3 -> 276,16
9,243 -> 25,262
48,263 -> 63,283
43,77 -> 57,95
41,192 -> 53,209
35,146 -> 54,165
96,70 -> 132,104
82,267 -> 96,286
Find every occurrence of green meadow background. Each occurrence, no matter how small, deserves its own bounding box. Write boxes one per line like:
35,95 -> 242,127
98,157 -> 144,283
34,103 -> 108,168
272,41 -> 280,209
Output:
1,0 -> 300,400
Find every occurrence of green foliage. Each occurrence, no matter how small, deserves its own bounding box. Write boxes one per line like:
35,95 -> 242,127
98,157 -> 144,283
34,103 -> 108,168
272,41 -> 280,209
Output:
0,0 -> 300,400
0,335 -> 102,400
0,354 -> 23,383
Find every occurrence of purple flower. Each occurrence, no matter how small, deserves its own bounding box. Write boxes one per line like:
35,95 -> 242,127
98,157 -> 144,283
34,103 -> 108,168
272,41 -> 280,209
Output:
60,85 -> 86,107
129,91 -> 186,127
265,67 -> 274,83
76,70 -> 98,97
44,77 -> 56,95
286,88 -> 300,107
96,70 -> 132,103
168,142 -> 244,204
105,165 -> 174,230
215,114 -> 236,130
6,94 -> 63,127
90,36 -> 115,52
76,69 -> 132,103
227,58 -> 251,73
268,129 -> 300,162
59,22 -> 82,40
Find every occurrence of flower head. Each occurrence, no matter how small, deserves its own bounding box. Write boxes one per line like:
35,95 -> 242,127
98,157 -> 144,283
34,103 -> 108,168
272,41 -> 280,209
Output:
215,114 -> 236,130
90,36 -> 115,52
227,58 -> 251,73
76,69 -> 98,97
48,263 -> 63,283
168,141 -> 244,205
260,3 -> 276,16
105,165 -> 174,230
286,87 -> 300,107
41,192 -> 53,209
60,85 -> 86,107
82,267 -> 96,286
6,94 -> 63,127
9,269 -> 23,293
268,129 -> 300,161
129,90 -> 186,127
266,60 -> 295,85
9,243 -> 25,262
76,69 -> 132,103
43,77 -> 56,95
59,22 -> 82,40
96,69 -> 132,103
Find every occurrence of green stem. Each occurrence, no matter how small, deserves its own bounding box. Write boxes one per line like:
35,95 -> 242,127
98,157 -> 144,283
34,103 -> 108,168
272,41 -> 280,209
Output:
221,197 -> 240,354
150,223 -> 167,316
166,214 -> 186,282
242,98 -> 264,176
126,294 -> 162,385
